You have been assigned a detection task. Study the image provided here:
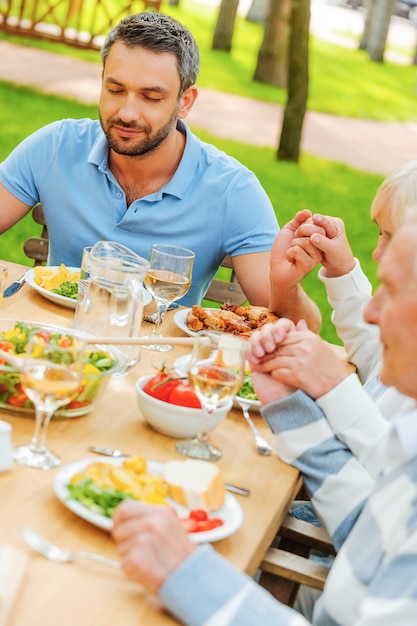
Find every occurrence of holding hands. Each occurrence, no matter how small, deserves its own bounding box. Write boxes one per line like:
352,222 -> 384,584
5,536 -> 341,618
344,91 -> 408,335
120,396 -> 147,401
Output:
281,211 -> 356,281
247,318 -> 349,402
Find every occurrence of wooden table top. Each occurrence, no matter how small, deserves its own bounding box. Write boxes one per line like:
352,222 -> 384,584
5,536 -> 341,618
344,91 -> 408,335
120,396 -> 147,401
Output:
0,261 -> 301,626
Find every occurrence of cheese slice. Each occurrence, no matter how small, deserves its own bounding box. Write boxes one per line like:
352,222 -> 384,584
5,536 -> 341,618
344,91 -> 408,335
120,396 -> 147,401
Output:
164,459 -> 225,512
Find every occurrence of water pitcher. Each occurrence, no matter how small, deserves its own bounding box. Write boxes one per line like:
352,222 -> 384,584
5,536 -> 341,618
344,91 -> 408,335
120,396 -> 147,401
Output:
73,241 -> 150,371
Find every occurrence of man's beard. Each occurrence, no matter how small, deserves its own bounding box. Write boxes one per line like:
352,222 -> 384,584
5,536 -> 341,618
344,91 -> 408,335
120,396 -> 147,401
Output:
100,105 -> 179,157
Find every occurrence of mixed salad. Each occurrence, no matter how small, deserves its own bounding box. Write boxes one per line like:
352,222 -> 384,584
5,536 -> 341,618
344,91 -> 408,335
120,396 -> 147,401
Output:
238,372 -> 259,401
0,322 -> 116,412
51,281 -> 78,300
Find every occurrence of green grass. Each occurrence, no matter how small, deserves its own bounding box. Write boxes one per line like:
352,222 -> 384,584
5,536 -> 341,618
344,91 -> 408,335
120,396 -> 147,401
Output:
1,0 -> 417,120
0,82 -> 382,345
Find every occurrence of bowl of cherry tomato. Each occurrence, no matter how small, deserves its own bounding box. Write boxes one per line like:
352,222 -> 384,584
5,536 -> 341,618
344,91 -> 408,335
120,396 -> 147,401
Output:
135,372 -> 233,438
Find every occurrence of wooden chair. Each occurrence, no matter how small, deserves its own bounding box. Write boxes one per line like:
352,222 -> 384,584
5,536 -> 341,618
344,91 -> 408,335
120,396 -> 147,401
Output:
23,203 -> 49,266
258,513 -> 336,606
203,255 -> 247,306
22,211 -> 246,307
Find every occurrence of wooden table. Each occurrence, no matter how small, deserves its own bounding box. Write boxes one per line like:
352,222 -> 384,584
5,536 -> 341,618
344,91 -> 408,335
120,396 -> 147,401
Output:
0,261 -> 301,626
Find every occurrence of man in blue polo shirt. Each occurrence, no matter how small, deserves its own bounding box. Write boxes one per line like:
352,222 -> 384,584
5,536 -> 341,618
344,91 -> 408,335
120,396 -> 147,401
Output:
0,12 -> 320,328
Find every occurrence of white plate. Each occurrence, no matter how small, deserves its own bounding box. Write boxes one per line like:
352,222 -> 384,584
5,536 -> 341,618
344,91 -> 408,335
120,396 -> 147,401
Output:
25,266 -> 80,309
54,457 -> 243,544
174,354 -> 261,413
173,308 -> 221,338
25,267 -> 152,310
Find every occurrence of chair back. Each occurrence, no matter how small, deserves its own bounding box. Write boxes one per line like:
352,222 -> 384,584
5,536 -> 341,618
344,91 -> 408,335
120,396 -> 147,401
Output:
23,203 -> 49,266
203,255 -> 247,306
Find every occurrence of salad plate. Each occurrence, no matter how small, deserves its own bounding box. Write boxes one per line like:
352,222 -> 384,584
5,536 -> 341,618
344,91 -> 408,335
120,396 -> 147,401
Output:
174,355 -> 261,412
25,266 -> 80,309
25,267 -> 153,310
54,457 -> 244,544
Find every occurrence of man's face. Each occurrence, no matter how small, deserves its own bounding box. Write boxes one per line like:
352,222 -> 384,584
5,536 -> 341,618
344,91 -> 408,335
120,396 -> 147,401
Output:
364,224 -> 417,398
99,42 -> 183,157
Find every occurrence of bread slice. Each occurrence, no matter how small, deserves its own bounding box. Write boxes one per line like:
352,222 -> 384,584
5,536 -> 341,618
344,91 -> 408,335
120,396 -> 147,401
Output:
164,459 -> 225,512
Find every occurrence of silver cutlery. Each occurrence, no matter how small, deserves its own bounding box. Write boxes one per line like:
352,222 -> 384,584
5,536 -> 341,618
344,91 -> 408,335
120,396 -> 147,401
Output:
3,274 -> 26,297
142,302 -> 180,323
234,396 -> 272,456
88,446 -> 250,496
21,527 -> 120,569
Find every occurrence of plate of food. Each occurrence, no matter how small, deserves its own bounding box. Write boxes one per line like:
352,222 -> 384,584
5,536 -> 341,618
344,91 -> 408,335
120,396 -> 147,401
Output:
25,265 -> 80,309
173,305 -> 279,340
54,456 -> 243,544
174,355 -> 261,412
26,264 -> 153,310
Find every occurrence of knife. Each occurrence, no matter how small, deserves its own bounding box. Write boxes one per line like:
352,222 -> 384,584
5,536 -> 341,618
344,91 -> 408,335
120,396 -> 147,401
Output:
3,275 -> 26,297
88,446 -> 250,496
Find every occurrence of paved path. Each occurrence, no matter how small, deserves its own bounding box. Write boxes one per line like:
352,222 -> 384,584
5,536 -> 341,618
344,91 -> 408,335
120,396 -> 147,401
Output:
1,14 -> 417,176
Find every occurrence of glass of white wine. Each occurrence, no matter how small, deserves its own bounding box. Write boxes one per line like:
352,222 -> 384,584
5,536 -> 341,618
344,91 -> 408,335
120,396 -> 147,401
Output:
144,243 -> 195,351
175,335 -> 247,461
13,330 -> 87,470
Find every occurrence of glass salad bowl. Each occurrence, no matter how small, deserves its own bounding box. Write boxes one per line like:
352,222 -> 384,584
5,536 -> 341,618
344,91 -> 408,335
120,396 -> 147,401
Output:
0,320 -> 125,419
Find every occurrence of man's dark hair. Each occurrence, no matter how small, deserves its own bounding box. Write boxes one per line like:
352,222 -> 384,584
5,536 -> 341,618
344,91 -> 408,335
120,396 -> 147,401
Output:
100,12 -> 200,95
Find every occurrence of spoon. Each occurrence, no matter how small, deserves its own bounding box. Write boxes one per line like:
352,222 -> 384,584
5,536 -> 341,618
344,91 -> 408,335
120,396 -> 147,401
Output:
21,527 -> 121,569
234,396 -> 272,456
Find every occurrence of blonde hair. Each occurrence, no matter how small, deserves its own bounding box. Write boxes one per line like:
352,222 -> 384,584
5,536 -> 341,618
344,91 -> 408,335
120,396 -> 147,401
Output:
370,161 -> 417,231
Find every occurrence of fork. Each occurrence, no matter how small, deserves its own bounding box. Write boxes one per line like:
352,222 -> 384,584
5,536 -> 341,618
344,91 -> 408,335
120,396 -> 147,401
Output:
142,302 -> 180,323
21,527 -> 120,569
234,396 -> 272,456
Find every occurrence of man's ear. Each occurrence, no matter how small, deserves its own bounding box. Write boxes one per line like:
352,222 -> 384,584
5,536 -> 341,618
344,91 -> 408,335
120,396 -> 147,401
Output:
177,86 -> 198,119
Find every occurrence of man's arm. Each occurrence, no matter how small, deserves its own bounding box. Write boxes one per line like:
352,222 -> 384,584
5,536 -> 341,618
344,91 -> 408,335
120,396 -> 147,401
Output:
232,247 -> 322,332
0,183 -> 32,232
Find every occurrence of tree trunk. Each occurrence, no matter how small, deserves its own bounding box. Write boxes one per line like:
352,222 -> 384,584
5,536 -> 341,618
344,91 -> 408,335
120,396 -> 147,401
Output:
245,0 -> 271,23
212,0 -> 240,51
277,0 -> 310,162
365,0 -> 396,61
253,0 -> 292,89
359,0 -> 375,50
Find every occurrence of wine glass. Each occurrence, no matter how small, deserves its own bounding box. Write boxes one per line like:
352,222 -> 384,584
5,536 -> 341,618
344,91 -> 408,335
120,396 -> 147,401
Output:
175,335 -> 247,461
13,329 -> 87,470
143,244 -> 195,352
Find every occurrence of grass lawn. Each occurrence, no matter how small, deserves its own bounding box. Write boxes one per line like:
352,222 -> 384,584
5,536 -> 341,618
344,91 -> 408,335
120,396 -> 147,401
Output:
0,82 -> 383,345
1,0 -> 417,120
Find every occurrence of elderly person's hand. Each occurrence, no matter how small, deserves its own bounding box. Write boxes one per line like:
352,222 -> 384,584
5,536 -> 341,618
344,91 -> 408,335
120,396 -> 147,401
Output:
248,318 -> 349,400
112,501 -> 197,594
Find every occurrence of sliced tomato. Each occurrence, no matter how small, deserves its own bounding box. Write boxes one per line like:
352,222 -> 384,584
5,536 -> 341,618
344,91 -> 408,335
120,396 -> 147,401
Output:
0,341 -> 14,352
189,509 -> 208,522
143,373 -> 182,402
168,383 -> 201,408
58,337 -> 73,348
34,331 -> 51,342
8,391 -> 28,407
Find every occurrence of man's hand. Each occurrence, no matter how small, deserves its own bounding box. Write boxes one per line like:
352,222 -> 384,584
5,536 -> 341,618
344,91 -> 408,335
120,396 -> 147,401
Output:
271,210 -> 325,287
112,501 -> 196,594
295,214 -> 356,278
268,210 -> 322,332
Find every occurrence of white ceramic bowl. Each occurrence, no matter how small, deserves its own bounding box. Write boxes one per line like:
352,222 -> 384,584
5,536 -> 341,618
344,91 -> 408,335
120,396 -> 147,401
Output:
135,374 -> 233,438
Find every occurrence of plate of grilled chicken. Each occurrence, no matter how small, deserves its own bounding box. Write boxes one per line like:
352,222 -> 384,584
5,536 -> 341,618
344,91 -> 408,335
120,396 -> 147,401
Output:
173,304 -> 279,340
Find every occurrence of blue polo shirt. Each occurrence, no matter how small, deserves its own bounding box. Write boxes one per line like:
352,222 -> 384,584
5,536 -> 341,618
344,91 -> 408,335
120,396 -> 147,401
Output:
0,118 -> 278,305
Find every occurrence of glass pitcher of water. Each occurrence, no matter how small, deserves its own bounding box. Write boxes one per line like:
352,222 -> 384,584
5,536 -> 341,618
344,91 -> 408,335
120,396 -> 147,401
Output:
73,241 -> 150,371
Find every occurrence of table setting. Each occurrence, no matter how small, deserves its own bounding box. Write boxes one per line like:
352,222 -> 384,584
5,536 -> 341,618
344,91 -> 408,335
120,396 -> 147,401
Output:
0,255 -> 301,626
